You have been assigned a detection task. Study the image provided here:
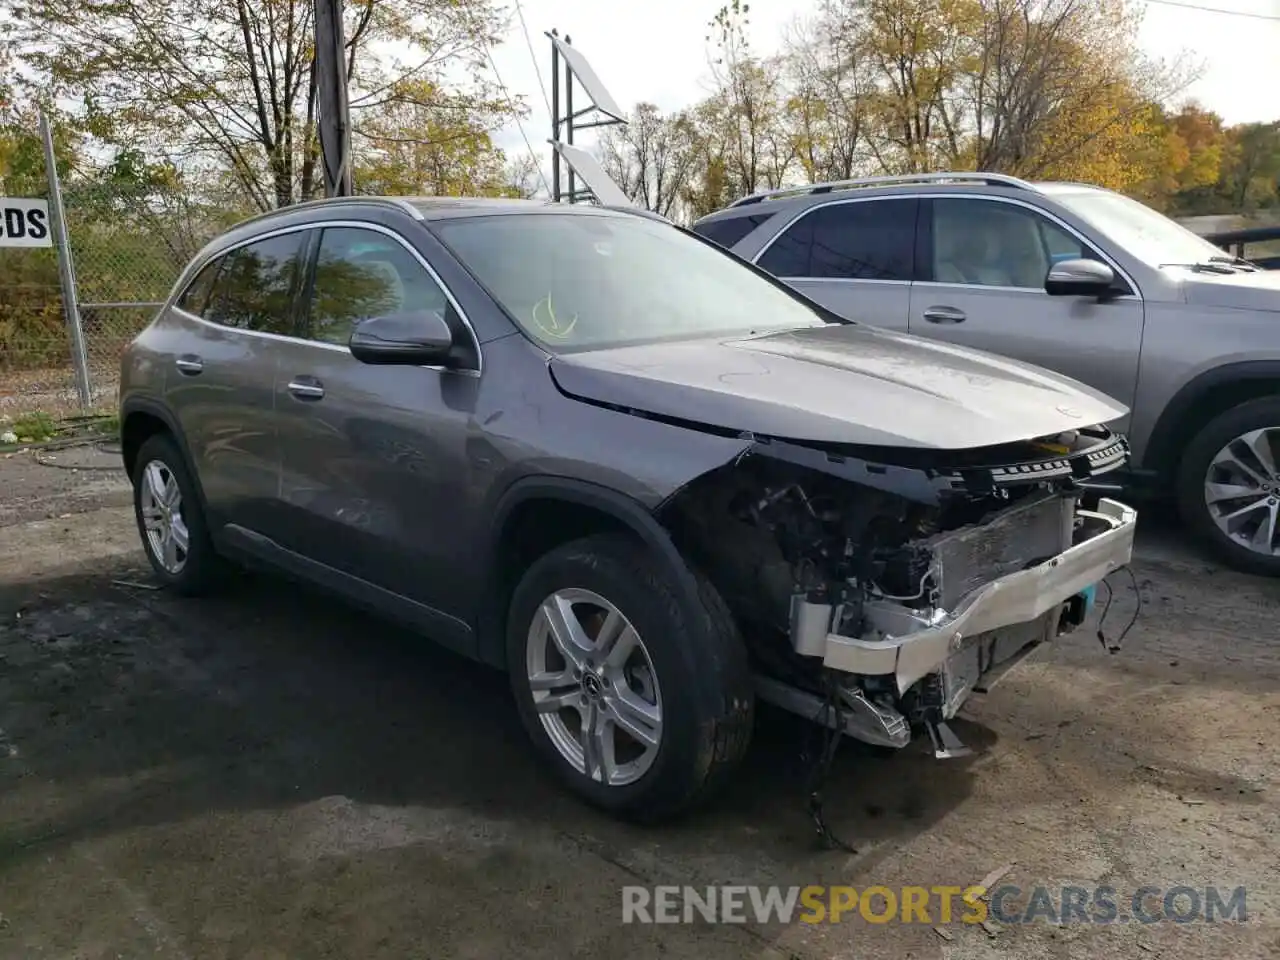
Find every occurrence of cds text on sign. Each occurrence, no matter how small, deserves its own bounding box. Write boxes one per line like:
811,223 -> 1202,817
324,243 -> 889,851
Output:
0,199 -> 52,248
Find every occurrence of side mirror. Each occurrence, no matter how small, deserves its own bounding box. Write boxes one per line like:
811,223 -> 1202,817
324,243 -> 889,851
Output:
348,310 -> 455,366
1044,258 -> 1117,299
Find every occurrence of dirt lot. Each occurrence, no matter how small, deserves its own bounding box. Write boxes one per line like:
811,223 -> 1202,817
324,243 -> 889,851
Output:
0,447 -> 1277,959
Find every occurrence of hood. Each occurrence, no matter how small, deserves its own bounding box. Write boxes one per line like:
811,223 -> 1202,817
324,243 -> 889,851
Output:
547,324 -> 1128,450
1181,268 -> 1280,313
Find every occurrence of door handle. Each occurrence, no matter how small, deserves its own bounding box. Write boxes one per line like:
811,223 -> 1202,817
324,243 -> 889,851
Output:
287,377 -> 325,400
922,306 -> 967,324
175,355 -> 204,375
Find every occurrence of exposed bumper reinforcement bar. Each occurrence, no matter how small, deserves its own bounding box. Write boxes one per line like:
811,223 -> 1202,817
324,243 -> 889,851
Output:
822,498 -> 1137,692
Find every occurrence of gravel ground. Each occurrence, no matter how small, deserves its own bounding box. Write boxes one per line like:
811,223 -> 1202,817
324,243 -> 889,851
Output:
0,449 -> 1277,959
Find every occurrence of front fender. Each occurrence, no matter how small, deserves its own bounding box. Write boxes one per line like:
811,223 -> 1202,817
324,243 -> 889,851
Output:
476,474 -> 745,719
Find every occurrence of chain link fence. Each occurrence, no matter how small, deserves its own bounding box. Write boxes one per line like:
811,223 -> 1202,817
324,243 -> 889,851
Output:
0,240 -> 82,423
62,181 -> 233,411
2,126 -> 254,421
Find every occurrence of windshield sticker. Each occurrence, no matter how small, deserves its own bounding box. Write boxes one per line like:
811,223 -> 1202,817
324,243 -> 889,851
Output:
532,294 -> 578,340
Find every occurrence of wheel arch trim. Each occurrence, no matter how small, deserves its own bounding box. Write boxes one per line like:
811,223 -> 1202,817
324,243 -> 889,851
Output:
478,475 -> 724,705
1143,361 -> 1280,477
119,397 -> 211,515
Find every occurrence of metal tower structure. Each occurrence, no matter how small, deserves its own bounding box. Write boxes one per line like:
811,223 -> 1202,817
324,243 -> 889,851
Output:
546,30 -> 630,205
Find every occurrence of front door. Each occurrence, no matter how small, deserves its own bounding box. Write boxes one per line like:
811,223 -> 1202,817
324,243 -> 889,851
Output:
272,224 -> 480,616
908,197 -> 1144,430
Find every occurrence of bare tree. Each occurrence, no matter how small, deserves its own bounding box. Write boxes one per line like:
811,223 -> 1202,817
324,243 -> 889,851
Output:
785,1 -> 872,182
599,103 -> 701,217
701,1 -> 798,195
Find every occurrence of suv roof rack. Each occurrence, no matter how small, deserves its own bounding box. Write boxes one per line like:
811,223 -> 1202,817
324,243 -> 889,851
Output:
728,172 -> 1036,207
233,195 -> 427,230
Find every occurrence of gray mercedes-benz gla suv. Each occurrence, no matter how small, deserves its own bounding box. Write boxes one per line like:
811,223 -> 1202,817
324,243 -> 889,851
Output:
119,196 -> 1136,820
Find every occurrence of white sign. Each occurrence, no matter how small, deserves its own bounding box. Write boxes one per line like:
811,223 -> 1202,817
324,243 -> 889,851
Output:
0,199 -> 52,248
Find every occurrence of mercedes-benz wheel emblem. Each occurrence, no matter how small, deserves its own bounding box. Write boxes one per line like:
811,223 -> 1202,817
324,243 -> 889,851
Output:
582,672 -> 605,700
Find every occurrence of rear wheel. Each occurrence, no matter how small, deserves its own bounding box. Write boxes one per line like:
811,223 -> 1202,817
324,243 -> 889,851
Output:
132,433 -> 225,594
506,534 -> 754,821
1176,397 -> 1280,577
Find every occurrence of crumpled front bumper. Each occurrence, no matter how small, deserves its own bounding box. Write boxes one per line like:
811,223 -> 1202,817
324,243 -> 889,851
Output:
820,498 -> 1137,693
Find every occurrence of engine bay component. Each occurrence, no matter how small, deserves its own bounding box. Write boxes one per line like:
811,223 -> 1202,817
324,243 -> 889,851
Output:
789,593 -> 836,658
821,498 -> 1134,689
661,426 -> 1138,756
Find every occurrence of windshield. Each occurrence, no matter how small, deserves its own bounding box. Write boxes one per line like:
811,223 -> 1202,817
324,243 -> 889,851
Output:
433,212 -> 831,351
1052,188 -> 1227,268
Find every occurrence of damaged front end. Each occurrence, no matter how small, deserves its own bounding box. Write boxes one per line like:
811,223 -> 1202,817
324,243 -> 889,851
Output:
660,424 -> 1136,758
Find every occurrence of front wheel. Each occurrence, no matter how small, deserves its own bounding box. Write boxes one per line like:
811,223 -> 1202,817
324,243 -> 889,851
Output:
506,534 -> 754,821
1176,397 -> 1280,577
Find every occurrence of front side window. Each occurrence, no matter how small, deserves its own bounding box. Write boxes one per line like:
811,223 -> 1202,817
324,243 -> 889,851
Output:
1050,187 -> 1226,268
931,198 -> 1091,289
205,231 -> 306,334
303,227 -> 450,345
757,199 -> 917,281
434,212 -> 830,352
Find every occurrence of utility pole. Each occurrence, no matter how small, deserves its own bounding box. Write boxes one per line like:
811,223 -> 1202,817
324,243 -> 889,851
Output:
314,0 -> 353,197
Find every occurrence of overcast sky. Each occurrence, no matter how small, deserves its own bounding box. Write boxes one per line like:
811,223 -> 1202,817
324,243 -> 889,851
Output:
485,0 -> 1280,180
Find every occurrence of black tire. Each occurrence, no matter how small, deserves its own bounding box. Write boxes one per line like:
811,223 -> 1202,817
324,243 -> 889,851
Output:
1175,396 -> 1280,577
131,433 -> 226,594
506,533 -> 755,822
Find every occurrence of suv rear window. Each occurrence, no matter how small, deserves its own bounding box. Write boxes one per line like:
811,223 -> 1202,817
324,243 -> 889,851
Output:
758,198 -> 917,281
692,213 -> 775,250
204,231 -> 307,335
176,259 -> 224,315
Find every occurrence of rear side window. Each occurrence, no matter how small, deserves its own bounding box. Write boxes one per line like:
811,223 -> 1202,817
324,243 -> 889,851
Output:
692,213 -> 775,250
204,231 -> 307,335
758,199 -> 917,281
176,258 -> 223,315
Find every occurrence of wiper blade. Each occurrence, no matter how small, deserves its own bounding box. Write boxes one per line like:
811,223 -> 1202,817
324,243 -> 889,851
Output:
1160,262 -> 1236,275
1207,255 -> 1258,270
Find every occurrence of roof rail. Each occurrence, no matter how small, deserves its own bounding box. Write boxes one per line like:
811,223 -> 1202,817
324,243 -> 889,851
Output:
231,195 -> 427,230
728,172 -> 1036,207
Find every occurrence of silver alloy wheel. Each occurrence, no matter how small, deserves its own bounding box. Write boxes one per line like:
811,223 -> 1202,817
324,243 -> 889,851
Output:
526,588 -> 663,787
140,459 -> 190,574
1204,426 -> 1280,556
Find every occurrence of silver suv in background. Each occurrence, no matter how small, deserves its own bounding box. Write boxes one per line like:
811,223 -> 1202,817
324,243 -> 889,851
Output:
694,174 -> 1280,576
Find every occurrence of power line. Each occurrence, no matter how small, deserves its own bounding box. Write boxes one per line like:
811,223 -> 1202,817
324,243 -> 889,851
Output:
484,45 -> 552,196
1140,0 -> 1280,20
513,0 -> 553,120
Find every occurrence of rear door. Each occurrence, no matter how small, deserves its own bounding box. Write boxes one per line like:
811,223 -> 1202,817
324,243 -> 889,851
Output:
271,224 -> 480,616
908,196 -> 1144,421
164,229 -> 307,537
753,197 -> 917,331
692,213 -> 777,254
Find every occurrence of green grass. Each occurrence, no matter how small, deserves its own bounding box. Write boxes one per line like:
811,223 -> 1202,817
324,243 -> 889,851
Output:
8,411 -> 59,443
0,411 -> 120,447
